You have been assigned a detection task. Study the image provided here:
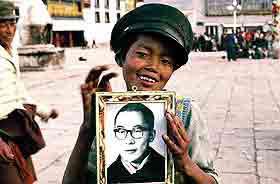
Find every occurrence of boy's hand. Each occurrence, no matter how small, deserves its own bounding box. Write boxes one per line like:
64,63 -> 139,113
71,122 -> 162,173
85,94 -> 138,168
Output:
163,112 -> 192,173
81,65 -> 118,130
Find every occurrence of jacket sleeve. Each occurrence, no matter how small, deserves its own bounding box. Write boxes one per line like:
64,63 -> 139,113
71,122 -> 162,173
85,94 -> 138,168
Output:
13,46 -> 52,119
17,68 -> 52,119
187,101 -> 220,183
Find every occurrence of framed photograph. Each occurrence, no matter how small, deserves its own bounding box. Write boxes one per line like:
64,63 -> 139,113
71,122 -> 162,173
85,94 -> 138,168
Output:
95,91 -> 176,184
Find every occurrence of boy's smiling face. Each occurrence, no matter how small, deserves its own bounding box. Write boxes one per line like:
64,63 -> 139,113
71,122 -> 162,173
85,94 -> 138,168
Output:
122,34 -> 176,91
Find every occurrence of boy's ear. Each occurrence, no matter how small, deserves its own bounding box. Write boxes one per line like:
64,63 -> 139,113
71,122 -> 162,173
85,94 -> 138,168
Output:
148,130 -> 156,142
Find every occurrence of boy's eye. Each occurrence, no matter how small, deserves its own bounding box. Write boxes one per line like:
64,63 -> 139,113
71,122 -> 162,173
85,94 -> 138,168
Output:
135,51 -> 148,58
161,58 -> 174,67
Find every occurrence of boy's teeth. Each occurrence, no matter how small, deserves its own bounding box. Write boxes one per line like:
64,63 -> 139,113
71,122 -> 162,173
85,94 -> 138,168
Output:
139,76 -> 155,83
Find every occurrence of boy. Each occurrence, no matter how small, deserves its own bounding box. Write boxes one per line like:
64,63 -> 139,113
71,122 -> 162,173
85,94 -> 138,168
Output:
63,3 -> 219,184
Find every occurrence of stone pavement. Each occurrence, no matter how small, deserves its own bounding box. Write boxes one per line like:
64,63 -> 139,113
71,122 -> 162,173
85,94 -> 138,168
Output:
21,47 -> 280,184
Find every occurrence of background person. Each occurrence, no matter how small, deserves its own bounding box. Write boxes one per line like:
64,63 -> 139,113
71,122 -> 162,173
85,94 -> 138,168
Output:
0,1 -> 58,183
63,4 -> 219,184
224,29 -> 237,61
107,103 -> 165,183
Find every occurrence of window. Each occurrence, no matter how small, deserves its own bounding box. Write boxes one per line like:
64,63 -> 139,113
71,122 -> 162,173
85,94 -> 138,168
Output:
206,0 -> 236,15
105,0 -> 109,9
95,0 -> 100,8
116,0 -> 120,10
95,12 -> 100,23
105,12 -> 110,23
117,13 -> 121,20
242,0 -> 271,10
206,0 -> 272,15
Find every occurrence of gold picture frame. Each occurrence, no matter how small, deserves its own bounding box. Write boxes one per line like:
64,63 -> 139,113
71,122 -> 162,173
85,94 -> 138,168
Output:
95,91 -> 176,184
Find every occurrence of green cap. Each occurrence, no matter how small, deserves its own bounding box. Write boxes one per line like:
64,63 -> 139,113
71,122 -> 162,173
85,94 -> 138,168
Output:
0,0 -> 18,20
110,3 -> 193,68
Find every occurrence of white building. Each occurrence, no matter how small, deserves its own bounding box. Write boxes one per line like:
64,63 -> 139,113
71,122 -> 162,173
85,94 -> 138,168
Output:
83,0 -> 126,45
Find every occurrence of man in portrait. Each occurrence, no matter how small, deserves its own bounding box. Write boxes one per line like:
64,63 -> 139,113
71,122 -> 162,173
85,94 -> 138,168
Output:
107,103 -> 165,183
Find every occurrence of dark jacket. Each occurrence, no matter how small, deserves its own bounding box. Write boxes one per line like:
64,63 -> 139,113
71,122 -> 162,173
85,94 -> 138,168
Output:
107,148 -> 165,183
224,34 -> 236,49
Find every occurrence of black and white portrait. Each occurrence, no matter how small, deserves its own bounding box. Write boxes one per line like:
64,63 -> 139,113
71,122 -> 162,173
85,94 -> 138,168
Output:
106,102 -> 166,183
95,91 -> 175,184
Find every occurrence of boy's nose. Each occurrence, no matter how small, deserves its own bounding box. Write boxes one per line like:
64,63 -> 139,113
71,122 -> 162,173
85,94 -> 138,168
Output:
145,56 -> 160,73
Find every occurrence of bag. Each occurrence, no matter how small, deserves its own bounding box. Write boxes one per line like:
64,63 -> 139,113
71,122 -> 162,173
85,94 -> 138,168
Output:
0,109 -> 46,158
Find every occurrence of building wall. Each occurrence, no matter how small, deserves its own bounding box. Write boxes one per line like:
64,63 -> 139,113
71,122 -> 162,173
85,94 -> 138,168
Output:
205,0 -> 271,16
195,0 -> 271,26
47,0 -> 86,47
83,0 -> 124,44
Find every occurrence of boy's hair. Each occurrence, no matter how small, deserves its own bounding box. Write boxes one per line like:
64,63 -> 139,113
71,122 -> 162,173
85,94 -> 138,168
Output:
114,103 -> 155,129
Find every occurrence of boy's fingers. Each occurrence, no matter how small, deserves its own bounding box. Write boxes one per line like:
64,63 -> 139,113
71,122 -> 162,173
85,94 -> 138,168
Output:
162,134 -> 180,155
173,116 -> 189,142
166,112 -> 180,141
166,112 -> 190,148
98,72 -> 118,92
85,65 -> 111,84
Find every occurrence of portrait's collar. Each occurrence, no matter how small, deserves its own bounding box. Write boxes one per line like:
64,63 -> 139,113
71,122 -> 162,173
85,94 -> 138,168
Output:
121,152 -> 151,175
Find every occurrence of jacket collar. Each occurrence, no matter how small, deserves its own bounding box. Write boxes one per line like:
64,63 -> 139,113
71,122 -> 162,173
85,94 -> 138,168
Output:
0,44 -> 17,68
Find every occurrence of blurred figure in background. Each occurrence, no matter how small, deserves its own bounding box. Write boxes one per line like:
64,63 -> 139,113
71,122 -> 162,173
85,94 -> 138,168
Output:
0,1 -> 58,183
224,29 -> 237,61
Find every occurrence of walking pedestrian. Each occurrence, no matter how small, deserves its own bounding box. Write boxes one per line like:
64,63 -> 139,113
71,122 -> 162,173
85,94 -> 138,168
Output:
0,1 -> 58,183
63,3 -> 219,184
198,33 -> 206,51
91,39 -> 97,48
224,29 -> 237,61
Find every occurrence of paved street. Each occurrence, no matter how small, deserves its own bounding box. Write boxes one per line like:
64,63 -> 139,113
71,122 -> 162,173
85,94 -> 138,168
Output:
22,47 -> 280,184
